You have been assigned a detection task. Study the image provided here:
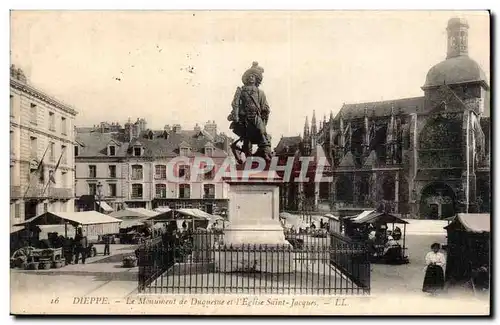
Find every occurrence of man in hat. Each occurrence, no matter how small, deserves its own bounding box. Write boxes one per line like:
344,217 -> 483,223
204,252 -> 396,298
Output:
228,61 -> 272,163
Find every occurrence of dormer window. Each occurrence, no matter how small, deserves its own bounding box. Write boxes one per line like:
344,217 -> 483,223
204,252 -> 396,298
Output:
180,148 -> 189,156
133,147 -> 142,157
204,142 -> 215,157
108,145 -> 116,156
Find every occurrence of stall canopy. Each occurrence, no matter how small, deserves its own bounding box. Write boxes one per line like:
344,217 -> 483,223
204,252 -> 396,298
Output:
13,211 -> 122,236
146,210 -> 175,221
119,219 -> 148,229
97,201 -> 114,213
177,208 -> 214,220
15,211 -> 121,227
444,213 -> 490,285
110,208 -> 159,219
444,213 -> 490,233
323,213 -> 339,221
154,207 -> 171,213
348,210 -> 375,222
352,211 -> 409,225
146,208 -> 222,226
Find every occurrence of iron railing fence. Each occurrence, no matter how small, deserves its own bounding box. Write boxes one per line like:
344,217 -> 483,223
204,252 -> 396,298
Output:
136,230 -> 370,295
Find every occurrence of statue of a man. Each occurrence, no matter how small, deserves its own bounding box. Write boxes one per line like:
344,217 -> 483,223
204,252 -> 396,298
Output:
228,61 -> 272,164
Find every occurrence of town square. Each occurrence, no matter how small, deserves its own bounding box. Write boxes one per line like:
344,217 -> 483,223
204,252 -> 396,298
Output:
9,11 -> 490,315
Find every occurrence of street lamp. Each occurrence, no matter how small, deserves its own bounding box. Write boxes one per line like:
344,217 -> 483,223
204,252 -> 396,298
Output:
96,181 -> 103,213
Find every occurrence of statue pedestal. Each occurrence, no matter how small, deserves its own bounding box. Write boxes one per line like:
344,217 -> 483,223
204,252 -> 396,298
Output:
215,171 -> 293,273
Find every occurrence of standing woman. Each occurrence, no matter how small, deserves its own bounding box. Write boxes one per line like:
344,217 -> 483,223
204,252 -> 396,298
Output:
422,243 -> 446,295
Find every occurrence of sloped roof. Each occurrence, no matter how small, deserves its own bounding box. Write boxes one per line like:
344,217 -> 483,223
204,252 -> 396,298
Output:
14,211 -> 122,227
337,96 -> 425,120
76,129 -> 229,159
444,213 -> 490,233
352,211 -> 409,225
76,132 -> 129,157
136,130 -> 228,158
275,136 -> 302,154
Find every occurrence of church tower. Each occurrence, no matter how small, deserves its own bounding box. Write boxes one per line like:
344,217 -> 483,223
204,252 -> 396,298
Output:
446,18 -> 469,59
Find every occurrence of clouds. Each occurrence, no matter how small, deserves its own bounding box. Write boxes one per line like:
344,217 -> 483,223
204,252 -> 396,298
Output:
10,11 -> 490,146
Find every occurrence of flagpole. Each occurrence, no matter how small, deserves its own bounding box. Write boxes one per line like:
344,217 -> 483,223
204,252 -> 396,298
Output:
23,143 -> 50,198
41,148 -> 65,197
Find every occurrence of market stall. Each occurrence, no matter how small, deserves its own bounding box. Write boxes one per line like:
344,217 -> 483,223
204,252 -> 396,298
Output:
444,213 -> 490,291
14,211 -> 122,241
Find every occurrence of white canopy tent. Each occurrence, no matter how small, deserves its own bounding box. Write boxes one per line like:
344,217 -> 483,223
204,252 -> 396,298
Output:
13,211 -> 122,239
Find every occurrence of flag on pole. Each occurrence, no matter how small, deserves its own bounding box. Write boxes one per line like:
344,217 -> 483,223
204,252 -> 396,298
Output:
23,144 -> 49,198
50,150 -> 64,184
42,147 -> 65,196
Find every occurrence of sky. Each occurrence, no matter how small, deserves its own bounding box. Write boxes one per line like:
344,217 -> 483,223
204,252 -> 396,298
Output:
10,11 -> 490,147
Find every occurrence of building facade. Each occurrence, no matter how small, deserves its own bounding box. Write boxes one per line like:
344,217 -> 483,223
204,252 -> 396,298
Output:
75,120 -> 232,214
10,65 -> 78,230
276,18 -> 491,219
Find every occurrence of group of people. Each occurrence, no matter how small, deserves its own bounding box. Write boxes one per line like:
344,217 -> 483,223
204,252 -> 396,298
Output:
366,224 -> 402,259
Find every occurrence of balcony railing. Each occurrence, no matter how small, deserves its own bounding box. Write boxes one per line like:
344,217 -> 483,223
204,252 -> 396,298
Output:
21,185 -> 73,199
203,194 -> 215,199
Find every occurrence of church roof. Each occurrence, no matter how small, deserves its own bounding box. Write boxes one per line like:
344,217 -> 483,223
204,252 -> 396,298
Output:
423,56 -> 489,89
337,96 -> 425,120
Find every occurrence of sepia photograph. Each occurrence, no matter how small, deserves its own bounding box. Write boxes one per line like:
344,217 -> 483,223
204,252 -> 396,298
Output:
8,10 -> 491,315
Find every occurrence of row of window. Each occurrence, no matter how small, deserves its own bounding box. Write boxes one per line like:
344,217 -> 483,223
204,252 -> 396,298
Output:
75,146 -> 215,158
86,164 -> 215,180
88,183 -> 216,199
48,110 -> 68,135
88,165 -> 117,178
10,94 -> 69,135
29,136 -> 68,164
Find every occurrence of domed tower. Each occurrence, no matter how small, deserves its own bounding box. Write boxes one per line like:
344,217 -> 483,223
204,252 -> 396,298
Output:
422,17 -> 489,115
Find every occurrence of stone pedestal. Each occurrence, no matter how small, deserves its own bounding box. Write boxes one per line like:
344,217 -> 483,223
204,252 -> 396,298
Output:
215,170 -> 293,273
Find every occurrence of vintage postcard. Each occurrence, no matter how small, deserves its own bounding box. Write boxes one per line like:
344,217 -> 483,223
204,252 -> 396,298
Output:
9,10 -> 490,315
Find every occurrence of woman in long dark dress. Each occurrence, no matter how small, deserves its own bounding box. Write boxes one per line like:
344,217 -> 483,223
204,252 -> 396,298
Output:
422,243 -> 446,295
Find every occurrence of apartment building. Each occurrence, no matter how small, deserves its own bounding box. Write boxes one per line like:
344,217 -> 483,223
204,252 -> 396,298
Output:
10,65 -> 78,229
75,120 -> 231,214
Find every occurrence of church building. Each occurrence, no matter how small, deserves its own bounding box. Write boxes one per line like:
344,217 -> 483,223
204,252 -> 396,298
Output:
275,17 -> 490,219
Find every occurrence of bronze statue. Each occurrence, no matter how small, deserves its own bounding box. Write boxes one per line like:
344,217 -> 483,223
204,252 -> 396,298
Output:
228,62 -> 272,165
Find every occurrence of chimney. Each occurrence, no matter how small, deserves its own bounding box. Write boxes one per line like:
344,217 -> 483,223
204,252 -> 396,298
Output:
194,123 -> 201,133
173,124 -> 182,133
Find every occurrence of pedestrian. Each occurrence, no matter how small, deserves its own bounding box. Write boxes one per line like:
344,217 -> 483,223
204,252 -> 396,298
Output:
422,243 -> 446,295
103,234 -> 111,256
74,226 -> 89,264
